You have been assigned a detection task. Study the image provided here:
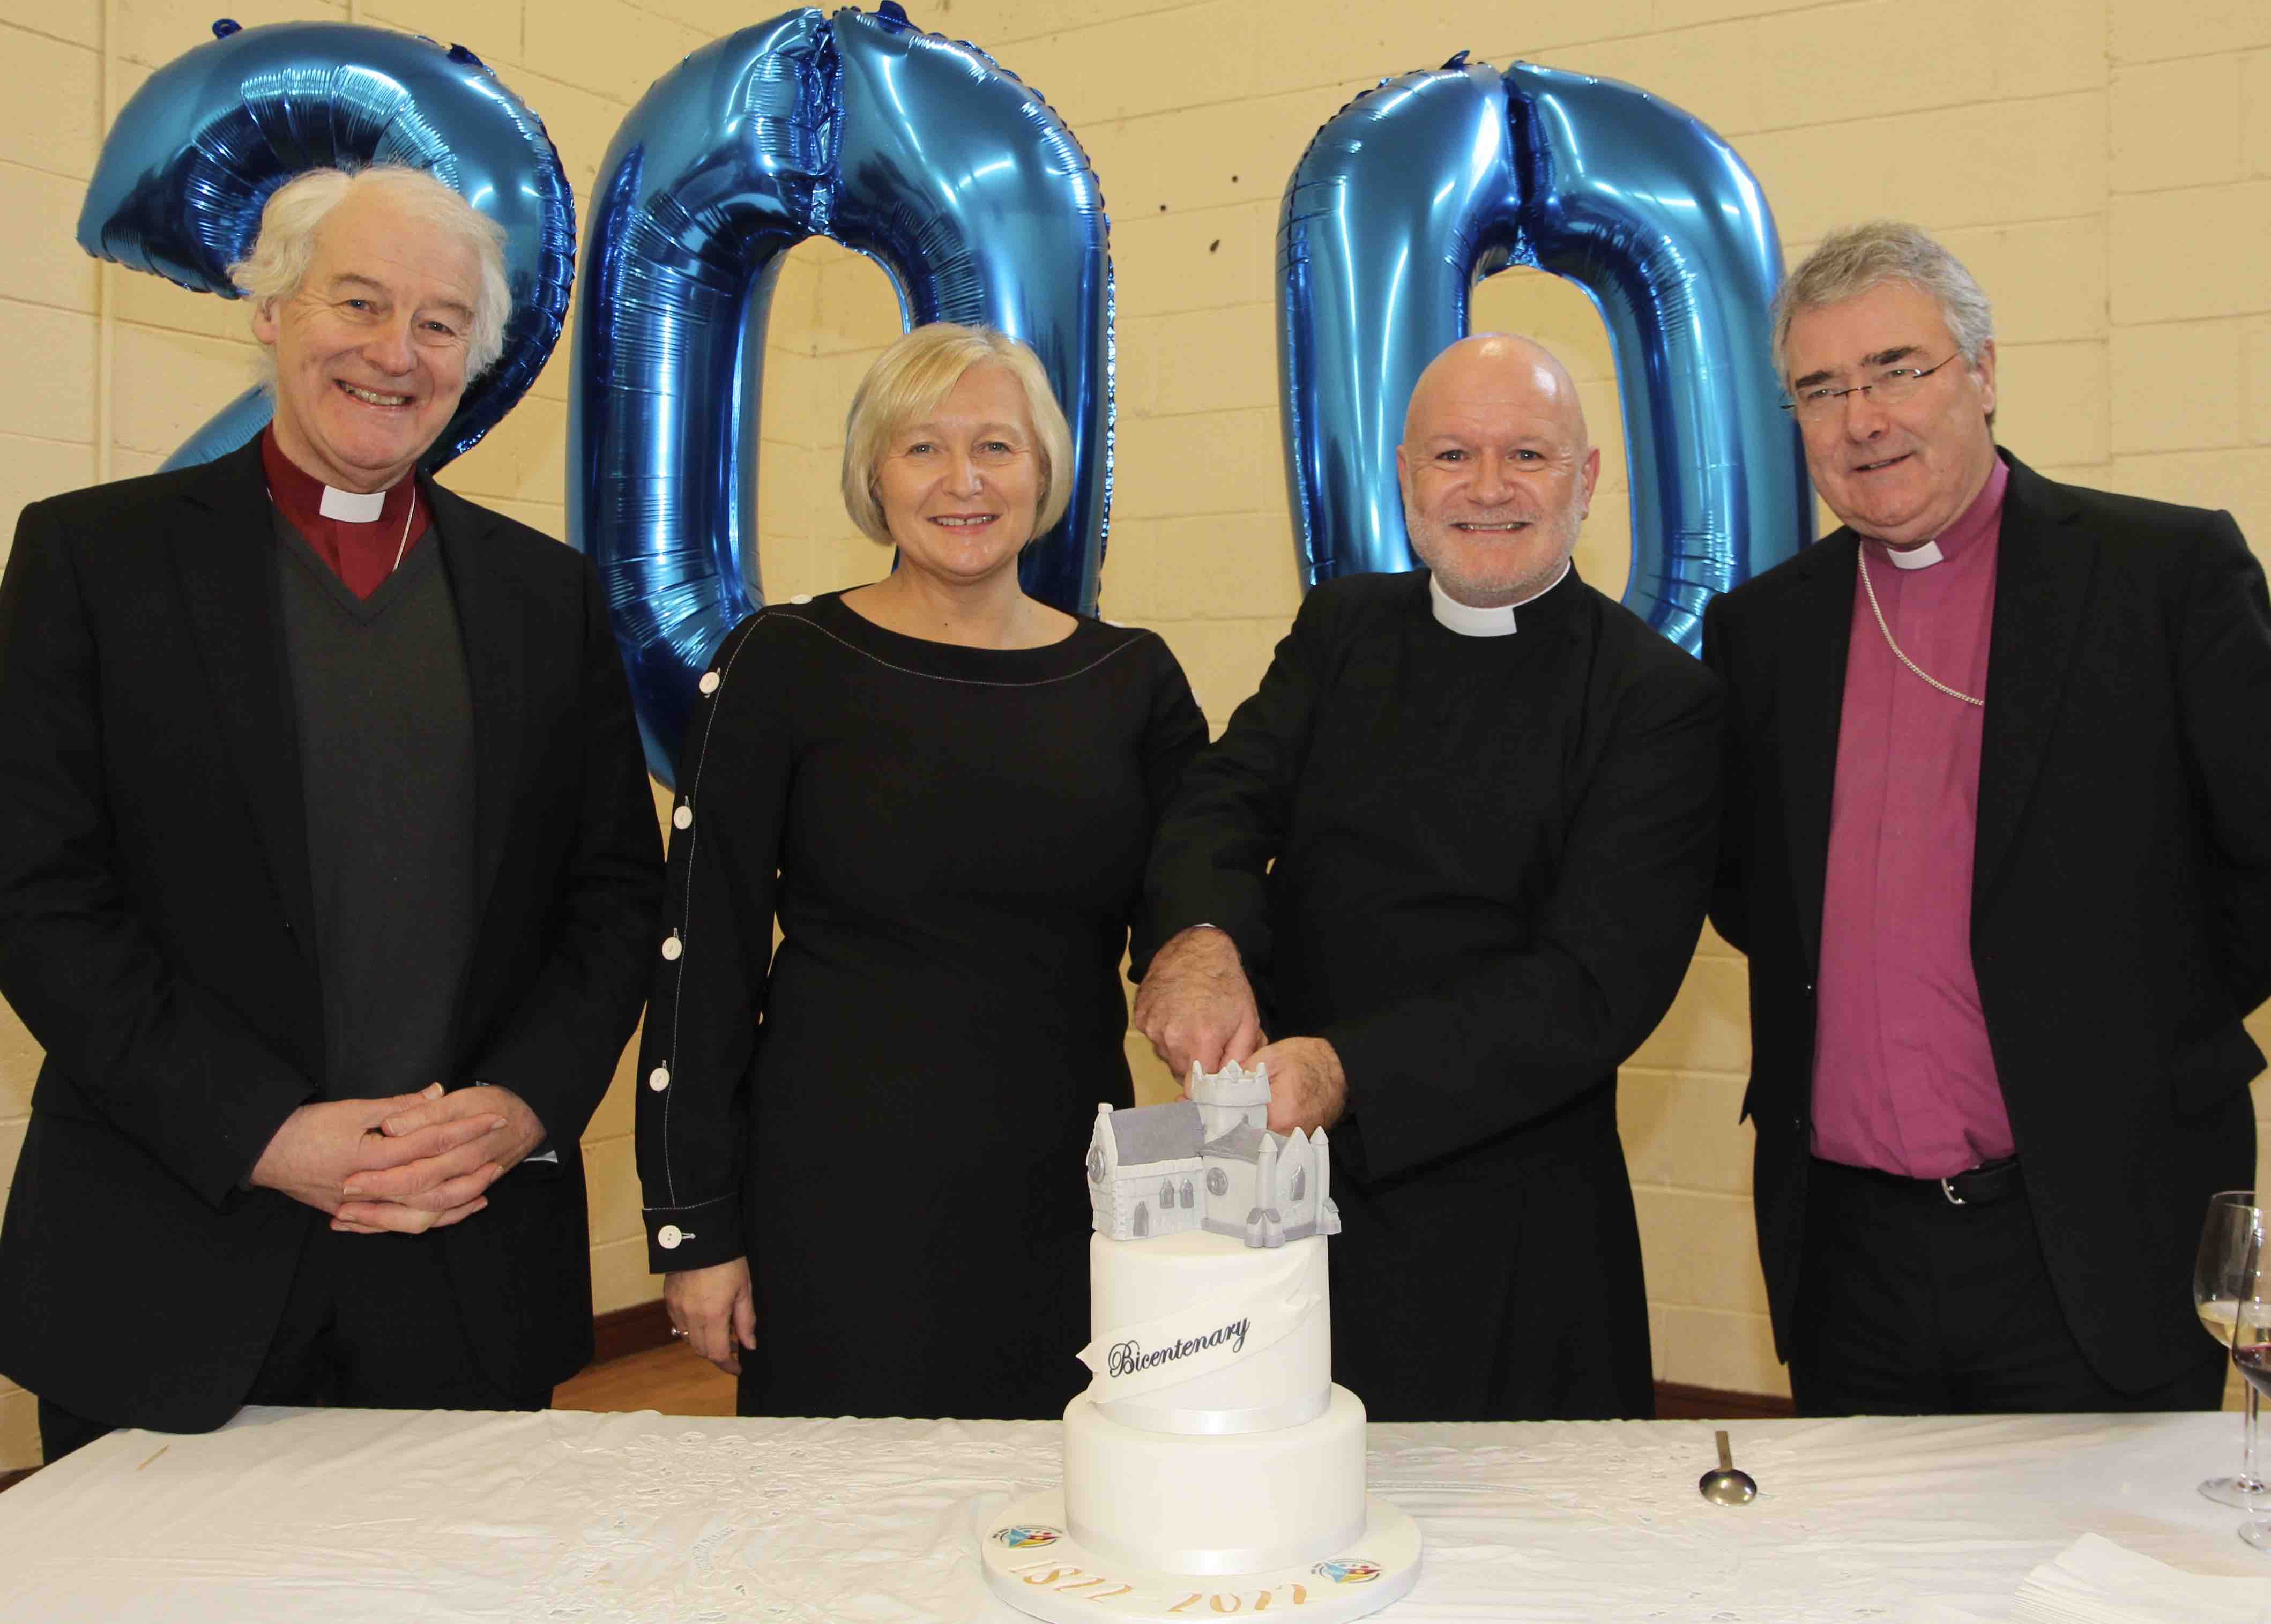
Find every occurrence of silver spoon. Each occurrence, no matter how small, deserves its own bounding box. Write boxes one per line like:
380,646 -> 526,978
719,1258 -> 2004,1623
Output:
1698,1428 -> 1758,1506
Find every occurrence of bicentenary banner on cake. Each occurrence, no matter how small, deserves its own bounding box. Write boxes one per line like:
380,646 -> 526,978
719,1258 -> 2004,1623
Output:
1076,1249 -> 1319,1404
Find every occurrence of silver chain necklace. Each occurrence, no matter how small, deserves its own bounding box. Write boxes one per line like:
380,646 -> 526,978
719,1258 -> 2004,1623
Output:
390,487 -> 416,573
1857,547 -> 1985,707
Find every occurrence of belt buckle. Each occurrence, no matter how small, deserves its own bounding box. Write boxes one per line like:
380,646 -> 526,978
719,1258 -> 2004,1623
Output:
1940,1174 -> 1966,1206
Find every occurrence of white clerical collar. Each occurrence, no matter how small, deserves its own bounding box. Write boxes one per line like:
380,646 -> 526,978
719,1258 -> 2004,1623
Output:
1428,560 -> 1569,637
317,483 -> 389,522
1881,538 -> 1944,570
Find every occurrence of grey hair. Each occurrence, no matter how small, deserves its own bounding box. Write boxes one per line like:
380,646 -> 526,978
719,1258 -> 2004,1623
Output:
1771,220 -> 1995,382
229,165 -> 512,379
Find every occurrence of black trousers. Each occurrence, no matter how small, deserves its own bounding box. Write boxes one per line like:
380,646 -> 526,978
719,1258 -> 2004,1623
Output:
1791,1156 -> 2226,1416
36,1224 -> 549,1464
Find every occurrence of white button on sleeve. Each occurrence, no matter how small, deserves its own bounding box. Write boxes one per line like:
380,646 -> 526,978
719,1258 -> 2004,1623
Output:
661,934 -> 682,962
657,1224 -> 683,1250
647,1066 -> 671,1092
698,672 -> 720,695
673,805 -> 693,830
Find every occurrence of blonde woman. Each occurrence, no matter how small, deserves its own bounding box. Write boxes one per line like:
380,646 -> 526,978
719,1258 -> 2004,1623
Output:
635,324 -> 1206,1418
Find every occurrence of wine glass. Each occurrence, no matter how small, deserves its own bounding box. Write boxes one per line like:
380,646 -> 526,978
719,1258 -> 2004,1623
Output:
2229,1204 -> 2271,1552
2194,1191 -> 2267,1508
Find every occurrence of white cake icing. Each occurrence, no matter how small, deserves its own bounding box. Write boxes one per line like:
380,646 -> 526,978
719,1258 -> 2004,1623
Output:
986,1064 -> 1417,1618
1067,1221 -> 1367,1576
1088,1231 -> 1330,1435
1063,1384 -> 1368,1576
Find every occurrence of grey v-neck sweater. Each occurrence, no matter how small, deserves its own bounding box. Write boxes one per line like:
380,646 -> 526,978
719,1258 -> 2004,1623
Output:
273,508 -> 477,1101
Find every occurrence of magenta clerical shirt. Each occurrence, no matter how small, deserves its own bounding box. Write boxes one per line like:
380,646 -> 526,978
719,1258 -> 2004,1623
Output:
1811,457 -> 2013,1179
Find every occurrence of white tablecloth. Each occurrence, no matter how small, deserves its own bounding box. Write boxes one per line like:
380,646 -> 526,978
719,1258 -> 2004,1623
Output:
0,1406 -> 2261,1621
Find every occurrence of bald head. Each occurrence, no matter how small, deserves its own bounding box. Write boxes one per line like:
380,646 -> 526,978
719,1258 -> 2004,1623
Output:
1396,332 -> 1601,609
1403,333 -> 1589,453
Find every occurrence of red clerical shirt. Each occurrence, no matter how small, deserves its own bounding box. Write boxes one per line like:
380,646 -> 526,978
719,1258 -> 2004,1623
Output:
1811,457 -> 2013,1179
259,429 -> 430,600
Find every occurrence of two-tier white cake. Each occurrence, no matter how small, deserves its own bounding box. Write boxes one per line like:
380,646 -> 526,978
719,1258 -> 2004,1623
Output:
981,1062 -> 1421,1622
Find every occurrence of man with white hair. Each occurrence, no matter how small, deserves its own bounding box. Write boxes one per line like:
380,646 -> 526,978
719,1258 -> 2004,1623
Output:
0,165 -> 660,1459
1135,334 -> 1723,1420
1705,221 -> 2271,1414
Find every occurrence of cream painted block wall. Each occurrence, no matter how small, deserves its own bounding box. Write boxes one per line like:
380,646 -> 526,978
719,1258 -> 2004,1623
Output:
2,0 -> 2270,1466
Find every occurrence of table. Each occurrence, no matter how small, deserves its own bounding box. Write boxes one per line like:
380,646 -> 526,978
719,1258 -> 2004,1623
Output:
0,1407 -> 2261,1620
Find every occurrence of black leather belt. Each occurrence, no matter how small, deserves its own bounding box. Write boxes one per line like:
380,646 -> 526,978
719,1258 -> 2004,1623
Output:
1936,1155 -> 2022,1206
1815,1153 -> 2024,1208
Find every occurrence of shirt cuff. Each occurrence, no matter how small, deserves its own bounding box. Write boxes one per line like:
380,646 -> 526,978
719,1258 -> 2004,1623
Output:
644,1194 -> 742,1273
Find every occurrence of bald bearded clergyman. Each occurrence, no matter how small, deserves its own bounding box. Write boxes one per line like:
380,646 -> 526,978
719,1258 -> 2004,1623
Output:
1132,336 -> 1724,1420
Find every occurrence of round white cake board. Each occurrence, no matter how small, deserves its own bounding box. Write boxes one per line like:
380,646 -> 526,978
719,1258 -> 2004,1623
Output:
981,1491 -> 1420,1622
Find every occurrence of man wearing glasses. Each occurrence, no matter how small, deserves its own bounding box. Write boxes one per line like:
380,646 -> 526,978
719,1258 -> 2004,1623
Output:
1703,220 -> 2271,1414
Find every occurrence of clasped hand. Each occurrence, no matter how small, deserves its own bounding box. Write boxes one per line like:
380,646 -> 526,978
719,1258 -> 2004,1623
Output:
250,1083 -> 547,1235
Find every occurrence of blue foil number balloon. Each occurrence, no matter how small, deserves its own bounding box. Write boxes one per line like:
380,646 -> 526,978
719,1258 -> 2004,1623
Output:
1278,59 -> 1813,650
571,4 -> 1114,783
77,20 -> 574,473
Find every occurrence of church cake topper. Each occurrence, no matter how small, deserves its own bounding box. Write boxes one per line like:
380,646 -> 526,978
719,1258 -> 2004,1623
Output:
1084,1060 -> 1343,1249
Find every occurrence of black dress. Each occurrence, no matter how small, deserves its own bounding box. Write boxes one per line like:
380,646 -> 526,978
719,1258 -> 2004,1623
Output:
637,592 -> 1207,1418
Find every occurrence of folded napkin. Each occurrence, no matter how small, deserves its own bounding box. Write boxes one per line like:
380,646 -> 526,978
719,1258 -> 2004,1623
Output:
2012,1534 -> 2269,1624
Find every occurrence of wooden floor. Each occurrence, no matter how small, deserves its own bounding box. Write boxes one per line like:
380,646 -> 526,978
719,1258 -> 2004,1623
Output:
553,1342 -> 739,1416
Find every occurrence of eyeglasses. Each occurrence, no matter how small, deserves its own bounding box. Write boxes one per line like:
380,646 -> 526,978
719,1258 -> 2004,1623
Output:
1780,354 -> 1962,422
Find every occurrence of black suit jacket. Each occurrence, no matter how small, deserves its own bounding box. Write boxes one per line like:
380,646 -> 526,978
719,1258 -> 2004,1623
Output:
0,439 -> 662,1429
1703,451 -> 2271,1392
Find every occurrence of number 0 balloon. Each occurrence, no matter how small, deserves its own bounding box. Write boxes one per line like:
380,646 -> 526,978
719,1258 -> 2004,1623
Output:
571,3 -> 1114,782
1279,58 -> 1812,650
76,19 -> 574,473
